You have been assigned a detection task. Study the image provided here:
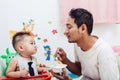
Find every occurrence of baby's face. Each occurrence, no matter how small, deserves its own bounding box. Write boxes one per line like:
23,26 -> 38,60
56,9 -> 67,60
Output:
20,35 -> 37,56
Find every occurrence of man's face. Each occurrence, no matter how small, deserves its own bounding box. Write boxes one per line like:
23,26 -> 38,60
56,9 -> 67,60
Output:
64,17 -> 81,43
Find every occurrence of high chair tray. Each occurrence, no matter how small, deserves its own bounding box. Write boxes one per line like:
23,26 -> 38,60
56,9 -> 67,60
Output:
0,74 -> 51,80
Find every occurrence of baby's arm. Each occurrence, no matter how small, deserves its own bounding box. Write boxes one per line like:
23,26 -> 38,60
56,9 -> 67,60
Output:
6,57 -> 29,78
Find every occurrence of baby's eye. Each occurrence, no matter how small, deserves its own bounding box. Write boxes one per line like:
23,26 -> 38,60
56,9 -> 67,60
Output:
30,43 -> 33,45
31,42 -> 35,45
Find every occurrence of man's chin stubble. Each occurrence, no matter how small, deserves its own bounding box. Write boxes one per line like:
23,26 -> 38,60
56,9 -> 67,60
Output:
68,40 -> 76,43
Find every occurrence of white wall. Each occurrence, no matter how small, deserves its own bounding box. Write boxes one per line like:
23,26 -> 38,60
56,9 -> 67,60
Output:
0,0 -> 120,67
93,24 -> 120,46
0,0 -> 74,66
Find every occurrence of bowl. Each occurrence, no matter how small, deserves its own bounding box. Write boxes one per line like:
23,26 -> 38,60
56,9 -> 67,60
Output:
51,64 -> 67,73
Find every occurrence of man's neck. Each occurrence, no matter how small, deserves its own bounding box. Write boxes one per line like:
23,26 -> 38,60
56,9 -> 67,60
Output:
77,36 -> 98,51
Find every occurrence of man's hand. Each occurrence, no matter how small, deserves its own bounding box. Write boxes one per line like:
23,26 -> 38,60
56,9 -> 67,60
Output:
50,68 -> 72,80
55,48 -> 67,62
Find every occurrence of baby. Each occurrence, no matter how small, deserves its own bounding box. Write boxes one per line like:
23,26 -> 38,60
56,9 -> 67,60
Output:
6,32 -> 46,78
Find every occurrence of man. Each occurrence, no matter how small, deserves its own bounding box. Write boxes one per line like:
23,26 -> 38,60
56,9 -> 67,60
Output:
51,8 -> 119,80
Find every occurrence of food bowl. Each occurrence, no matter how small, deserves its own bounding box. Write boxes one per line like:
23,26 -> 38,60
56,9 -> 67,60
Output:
51,64 -> 67,73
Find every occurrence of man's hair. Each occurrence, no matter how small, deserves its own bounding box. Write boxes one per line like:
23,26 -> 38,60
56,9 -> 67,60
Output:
69,8 -> 93,34
12,32 -> 31,50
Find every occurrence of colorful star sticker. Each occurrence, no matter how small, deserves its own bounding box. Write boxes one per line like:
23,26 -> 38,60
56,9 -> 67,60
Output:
43,39 -> 48,43
52,29 -> 58,35
37,37 -> 41,40
48,21 -> 52,24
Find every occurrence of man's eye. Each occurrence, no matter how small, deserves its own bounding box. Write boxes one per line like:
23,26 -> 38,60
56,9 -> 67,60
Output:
68,27 -> 72,29
67,25 -> 72,29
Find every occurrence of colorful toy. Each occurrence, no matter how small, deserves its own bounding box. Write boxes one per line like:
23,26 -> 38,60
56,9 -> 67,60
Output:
43,45 -> 51,61
0,61 -> 4,76
40,63 -> 46,67
0,48 -> 18,75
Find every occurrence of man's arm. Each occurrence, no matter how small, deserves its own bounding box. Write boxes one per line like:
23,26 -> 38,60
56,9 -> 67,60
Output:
62,57 -> 81,76
56,47 -> 82,76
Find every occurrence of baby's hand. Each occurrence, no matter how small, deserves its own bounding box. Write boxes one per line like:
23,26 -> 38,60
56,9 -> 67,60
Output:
20,70 -> 29,77
42,67 -> 48,72
38,67 -> 48,74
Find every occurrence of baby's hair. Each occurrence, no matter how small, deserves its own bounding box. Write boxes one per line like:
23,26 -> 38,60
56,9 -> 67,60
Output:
12,32 -> 31,50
